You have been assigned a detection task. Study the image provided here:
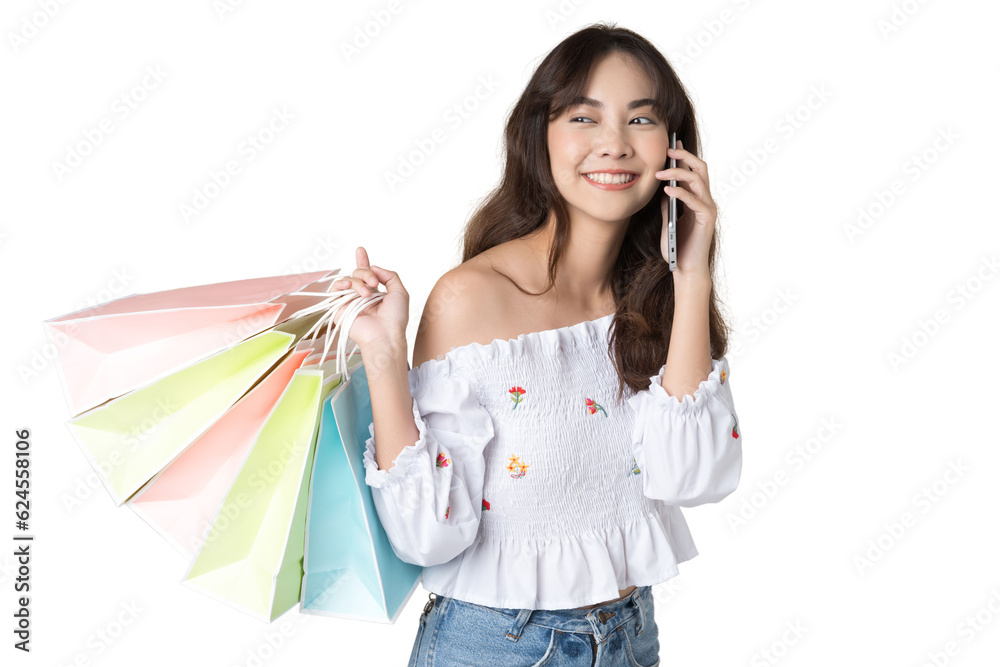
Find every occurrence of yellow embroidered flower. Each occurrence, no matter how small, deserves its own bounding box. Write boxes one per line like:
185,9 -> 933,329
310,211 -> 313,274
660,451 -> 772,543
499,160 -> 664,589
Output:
628,456 -> 641,476
506,454 -> 529,479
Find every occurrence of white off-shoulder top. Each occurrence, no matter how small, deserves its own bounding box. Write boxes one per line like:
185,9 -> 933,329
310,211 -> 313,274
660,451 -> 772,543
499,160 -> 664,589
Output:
361,312 -> 743,610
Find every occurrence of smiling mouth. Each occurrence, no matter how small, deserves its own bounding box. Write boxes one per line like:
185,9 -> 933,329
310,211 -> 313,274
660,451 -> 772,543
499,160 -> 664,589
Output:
584,172 -> 637,185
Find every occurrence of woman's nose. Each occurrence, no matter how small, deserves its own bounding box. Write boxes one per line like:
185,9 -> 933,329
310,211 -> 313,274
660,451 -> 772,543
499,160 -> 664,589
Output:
594,126 -> 631,158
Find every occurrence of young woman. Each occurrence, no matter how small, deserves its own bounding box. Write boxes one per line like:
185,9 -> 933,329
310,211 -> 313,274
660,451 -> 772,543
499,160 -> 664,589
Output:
332,22 -> 742,666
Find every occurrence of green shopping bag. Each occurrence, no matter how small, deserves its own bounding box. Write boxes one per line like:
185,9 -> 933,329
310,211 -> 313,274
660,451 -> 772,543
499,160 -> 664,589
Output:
179,355 -> 360,622
66,330 -> 298,506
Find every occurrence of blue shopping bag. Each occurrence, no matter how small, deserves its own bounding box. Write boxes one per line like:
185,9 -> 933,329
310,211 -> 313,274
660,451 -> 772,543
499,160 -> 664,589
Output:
300,353 -> 423,623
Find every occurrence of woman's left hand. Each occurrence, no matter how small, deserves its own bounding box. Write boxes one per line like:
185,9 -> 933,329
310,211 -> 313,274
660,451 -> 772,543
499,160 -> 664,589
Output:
656,139 -> 717,281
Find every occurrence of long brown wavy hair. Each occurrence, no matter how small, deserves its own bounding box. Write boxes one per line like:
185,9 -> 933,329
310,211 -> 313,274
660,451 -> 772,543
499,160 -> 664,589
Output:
461,22 -> 732,404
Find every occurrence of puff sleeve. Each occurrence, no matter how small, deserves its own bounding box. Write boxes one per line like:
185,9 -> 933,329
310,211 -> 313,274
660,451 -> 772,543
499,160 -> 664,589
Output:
362,369 -> 495,567
626,356 -> 742,507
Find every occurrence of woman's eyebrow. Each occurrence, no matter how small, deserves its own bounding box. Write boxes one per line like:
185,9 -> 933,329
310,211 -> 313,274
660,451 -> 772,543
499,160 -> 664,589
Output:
568,96 -> 657,111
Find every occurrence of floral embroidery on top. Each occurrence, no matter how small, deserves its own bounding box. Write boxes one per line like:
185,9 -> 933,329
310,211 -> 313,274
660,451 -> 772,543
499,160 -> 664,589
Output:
482,499 -> 491,511
506,454 -> 529,479
720,369 -> 727,384
628,456 -> 641,476
585,398 -> 608,417
436,452 -> 451,468
508,386 -> 526,410
731,414 -> 740,439
445,505 -> 450,520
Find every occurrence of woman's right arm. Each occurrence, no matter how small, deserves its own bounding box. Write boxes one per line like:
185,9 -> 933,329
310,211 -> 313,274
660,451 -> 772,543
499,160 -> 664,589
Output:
330,247 -> 421,473
335,255 -> 495,567
365,340 -> 419,474
364,265 -> 485,474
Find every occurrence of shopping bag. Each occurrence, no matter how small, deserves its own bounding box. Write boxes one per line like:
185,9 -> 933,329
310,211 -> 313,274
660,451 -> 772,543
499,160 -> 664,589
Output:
179,291 -> 381,622
180,365 -> 333,622
300,352 -> 423,623
43,269 -> 334,416
126,326 -> 342,558
65,328 -> 299,506
50,266 -> 422,624
126,348 -> 313,558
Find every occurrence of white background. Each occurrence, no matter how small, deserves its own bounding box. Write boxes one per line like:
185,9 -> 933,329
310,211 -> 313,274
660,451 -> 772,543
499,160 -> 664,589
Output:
3,0 -> 999,665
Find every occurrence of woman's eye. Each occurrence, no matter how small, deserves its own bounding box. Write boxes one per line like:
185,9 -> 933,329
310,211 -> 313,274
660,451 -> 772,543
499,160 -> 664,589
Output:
569,116 -> 656,124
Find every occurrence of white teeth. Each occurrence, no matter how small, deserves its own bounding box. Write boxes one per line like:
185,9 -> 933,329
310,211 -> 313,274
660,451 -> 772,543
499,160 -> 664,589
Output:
585,172 -> 636,185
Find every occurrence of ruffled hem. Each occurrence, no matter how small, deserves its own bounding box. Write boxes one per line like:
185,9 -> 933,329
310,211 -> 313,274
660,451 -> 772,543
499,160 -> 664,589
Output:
420,503 -> 699,610
627,357 -> 729,417
361,396 -> 431,489
406,312 -> 616,394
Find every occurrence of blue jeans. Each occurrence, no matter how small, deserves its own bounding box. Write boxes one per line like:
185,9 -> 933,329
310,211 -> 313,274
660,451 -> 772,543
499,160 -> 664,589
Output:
408,585 -> 660,666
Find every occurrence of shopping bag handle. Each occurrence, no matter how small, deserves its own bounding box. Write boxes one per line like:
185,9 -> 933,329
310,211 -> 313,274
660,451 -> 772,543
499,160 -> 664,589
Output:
334,289 -> 383,383
286,272 -> 385,384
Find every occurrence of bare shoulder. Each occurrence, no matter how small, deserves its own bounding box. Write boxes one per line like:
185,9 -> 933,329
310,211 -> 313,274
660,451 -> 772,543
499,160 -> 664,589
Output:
412,241 -> 546,368
411,257 -> 502,368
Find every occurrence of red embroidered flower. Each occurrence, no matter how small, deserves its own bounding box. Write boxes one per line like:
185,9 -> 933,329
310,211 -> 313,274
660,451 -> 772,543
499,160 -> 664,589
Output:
445,506 -> 450,520
508,386 -> 526,409
481,499 -> 491,511
436,452 -> 451,468
585,398 -> 608,417
731,414 -> 740,439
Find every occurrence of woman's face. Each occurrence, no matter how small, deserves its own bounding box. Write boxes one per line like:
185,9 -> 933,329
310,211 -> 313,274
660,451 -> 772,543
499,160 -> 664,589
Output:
547,52 -> 669,225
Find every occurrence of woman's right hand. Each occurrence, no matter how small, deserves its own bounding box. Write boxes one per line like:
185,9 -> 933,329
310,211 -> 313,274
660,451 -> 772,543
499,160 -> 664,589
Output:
329,246 -> 409,354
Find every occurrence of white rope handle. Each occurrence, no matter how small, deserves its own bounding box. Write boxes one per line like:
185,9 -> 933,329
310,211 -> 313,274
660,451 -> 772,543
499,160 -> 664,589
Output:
334,291 -> 384,383
285,272 -> 386,384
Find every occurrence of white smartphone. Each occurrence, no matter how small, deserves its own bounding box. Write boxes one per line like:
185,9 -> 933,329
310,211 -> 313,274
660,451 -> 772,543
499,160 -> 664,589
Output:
667,131 -> 678,272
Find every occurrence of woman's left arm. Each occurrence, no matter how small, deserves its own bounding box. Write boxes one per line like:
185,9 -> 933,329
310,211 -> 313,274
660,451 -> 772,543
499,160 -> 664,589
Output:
658,137 -> 715,398
626,139 -> 742,507
627,350 -> 742,507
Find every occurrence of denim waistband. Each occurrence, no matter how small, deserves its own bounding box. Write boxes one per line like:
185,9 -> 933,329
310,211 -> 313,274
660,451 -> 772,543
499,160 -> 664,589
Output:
444,586 -> 651,645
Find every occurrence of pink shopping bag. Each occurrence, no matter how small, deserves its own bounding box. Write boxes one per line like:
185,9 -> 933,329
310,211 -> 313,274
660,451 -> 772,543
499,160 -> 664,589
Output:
126,348 -> 313,557
43,269 -> 334,416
